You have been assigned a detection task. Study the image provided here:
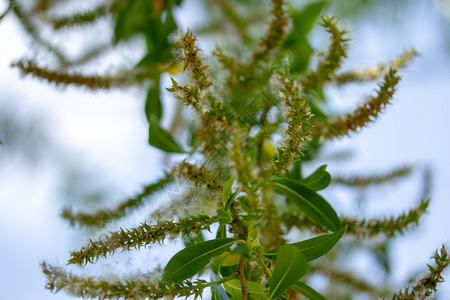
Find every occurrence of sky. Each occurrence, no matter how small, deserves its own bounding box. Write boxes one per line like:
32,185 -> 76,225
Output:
0,0 -> 450,299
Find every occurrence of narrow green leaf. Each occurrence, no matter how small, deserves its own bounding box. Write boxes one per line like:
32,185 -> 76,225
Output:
113,0 -> 153,43
212,289 -> 220,300
145,84 -> 162,122
163,238 -> 237,282
222,177 -> 235,207
148,120 -> 186,153
301,165 -> 332,191
291,1 -> 328,37
269,245 -> 308,299
223,279 -> 269,300
272,178 -> 341,232
216,225 -> 227,239
265,226 -> 346,261
170,76 -> 178,88
225,191 -> 238,212
291,281 -> 327,300
218,209 -> 233,225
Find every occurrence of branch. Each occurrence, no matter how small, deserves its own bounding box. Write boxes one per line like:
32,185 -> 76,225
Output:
333,48 -> 418,84
42,262 -> 236,299
68,215 -> 218,266
283,199 -> 430,238
302,16 -> 349,91
272,74 -> 313,173
48,2 -> 110,30
392,246 -> 449,299
333,165 -> 414,188
12,59 -> 136,90
316,68 -> 401,140
342,199 -> 430,238
172,30 -> 212,90
252,0 -> 289,63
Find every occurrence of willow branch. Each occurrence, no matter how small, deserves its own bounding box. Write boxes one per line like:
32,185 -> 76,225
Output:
333,48 -> 418,84
302,16 -> 349,91
251,0 -> 289,63
272,74 -> 313,173
68,215 -> 218,266
392,246 -> 449,299
284,199 -> 429,238
48,2 -> 110,30
12,59 -> 137,90
42,262 -> 237,299
316,68 -> 401,140
333,165 -> 414,188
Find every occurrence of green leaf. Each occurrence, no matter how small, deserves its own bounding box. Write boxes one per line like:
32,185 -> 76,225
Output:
212,289 -> 220,300
291,281 -> 327,300
216,225 -> 227,239
287,160 -> 302,180
145,84 -> 162,122
265,226 -> 346,261
272,178 -> 341,232
269,245 -> 308,299
113,0 -> 153,43
291,1 -> 328,37
148,120 -> 186,153
231,244 -> 251,260
223,279 -> 269,300
218,209 -> 233,225
301,165 -> 332,191
163,238 -> 237,282
222,177 -> 235,207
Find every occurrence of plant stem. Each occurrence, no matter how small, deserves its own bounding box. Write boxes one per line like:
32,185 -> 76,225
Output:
238,257 -> 249,300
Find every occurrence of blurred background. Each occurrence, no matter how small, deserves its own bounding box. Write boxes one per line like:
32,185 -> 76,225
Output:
0,0 -> 449,299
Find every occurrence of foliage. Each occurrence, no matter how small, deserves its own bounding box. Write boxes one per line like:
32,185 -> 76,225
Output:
2,0 -> 449,299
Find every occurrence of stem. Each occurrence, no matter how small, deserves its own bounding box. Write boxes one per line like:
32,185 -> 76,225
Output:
257,253 -> 272,277
238,257 -> 249,300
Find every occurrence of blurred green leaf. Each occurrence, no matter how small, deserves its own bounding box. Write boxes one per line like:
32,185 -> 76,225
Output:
291,281 -> 327,300
265,226 -> 346,261
145,84 -> 162,122
163,238 -> 237,282
222,177 -> 235,207
148,120 -> 186,153
113,0 -> 153,43
272,178 -> 341,232
216,225 -> 227,239
301,165 -> 332,191
231,244 -> 251,260
218,209 -> 233,225
291,1 -> 328,37
269,245 -> 308,299
224,279 -> 269,300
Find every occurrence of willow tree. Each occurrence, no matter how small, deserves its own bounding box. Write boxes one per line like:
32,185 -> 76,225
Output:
2,0 -> 448,299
